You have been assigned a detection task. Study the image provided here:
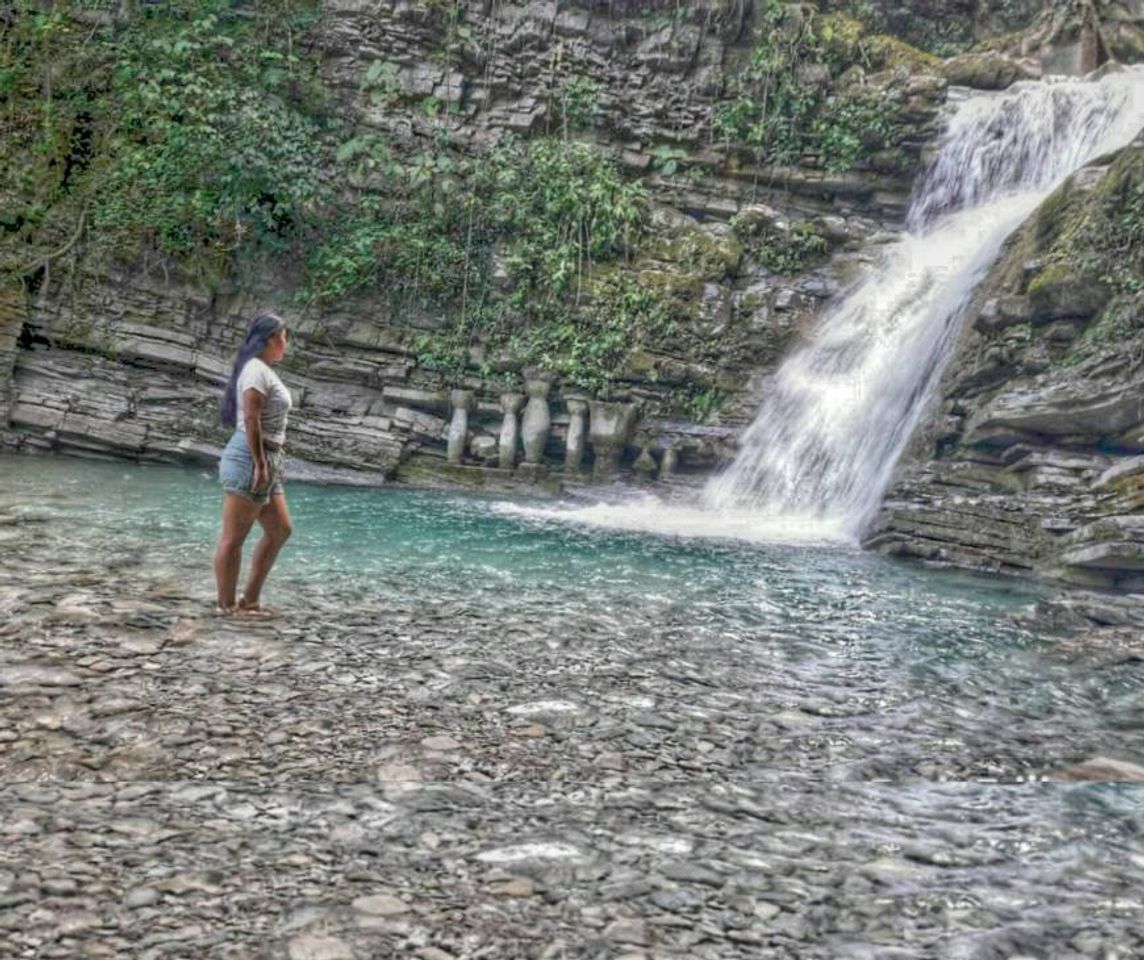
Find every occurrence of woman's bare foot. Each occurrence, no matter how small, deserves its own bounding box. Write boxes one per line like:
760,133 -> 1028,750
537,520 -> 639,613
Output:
236,596 -> 275,617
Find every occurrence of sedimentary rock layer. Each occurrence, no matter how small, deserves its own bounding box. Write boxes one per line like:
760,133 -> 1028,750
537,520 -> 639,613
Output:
866,142 -> 1144,589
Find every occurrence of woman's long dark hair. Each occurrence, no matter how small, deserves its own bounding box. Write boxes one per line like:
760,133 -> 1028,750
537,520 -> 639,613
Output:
220,311 -> 286,428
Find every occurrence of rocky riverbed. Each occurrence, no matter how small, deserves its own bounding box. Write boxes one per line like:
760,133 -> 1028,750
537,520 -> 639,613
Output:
1,454 -> 1142,959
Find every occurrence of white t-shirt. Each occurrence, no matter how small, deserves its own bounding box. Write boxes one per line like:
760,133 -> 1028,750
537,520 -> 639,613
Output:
236,357 -> 292,444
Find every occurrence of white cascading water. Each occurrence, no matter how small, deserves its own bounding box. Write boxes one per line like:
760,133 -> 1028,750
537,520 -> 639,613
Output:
701,67 -> 1144,541
496,68 -> 1144,545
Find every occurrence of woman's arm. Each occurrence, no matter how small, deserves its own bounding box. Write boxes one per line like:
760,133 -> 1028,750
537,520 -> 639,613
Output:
242,387 -> 269,492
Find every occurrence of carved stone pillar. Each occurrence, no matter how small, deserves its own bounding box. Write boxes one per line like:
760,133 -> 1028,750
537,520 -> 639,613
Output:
497,393 -> 524,470
446,389 -> 474,464
633,444 -> 658,483
521,378 -> 552,465
564,398 -> 588,473
588,401 -> 638,480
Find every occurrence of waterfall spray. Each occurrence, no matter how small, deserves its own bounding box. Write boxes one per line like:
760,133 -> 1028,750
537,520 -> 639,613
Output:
703,68 -> 1144,541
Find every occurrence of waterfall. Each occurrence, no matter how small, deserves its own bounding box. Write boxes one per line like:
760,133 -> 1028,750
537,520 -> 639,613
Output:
703,67 -> 1144,541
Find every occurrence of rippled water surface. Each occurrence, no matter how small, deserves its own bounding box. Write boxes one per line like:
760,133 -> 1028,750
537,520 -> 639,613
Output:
4,453 -> 1139,777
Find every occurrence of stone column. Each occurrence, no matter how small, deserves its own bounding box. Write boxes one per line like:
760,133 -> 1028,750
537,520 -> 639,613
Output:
564,398 -> 588,473
588,401 -> 638,480
633,445 -> 657,483
659,442 -> 679,480
497,393 -> 524,470
446,389 -> 474,464
521,378 -> 552,465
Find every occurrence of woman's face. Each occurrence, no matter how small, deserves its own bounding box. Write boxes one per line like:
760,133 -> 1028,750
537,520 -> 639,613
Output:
263,327 -> 289,364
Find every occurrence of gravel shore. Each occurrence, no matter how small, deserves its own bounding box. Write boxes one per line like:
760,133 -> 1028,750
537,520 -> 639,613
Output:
2,487 -> 1141,959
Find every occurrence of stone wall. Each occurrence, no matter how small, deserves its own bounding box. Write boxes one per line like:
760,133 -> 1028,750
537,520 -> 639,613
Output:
0,285 -> 23,427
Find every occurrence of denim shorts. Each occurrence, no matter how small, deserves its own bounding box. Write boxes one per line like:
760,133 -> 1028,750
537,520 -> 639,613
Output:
218,431 -> 285,505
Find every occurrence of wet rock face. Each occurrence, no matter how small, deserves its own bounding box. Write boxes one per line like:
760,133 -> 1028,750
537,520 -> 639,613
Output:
866,145 -> 1144,587
5,282 -> 409,478
942,50 -> 1042,89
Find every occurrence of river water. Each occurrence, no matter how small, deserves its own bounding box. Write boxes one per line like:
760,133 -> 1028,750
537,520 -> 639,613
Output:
6,450 -> 1140,778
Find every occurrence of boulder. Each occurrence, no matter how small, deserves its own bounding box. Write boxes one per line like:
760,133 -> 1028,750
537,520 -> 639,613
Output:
1057,515 -> 1144,571
963,380 -> 1144,443
943,51 -> 1040,90
1026,265 -> 1111,323
469,434 -> 498,464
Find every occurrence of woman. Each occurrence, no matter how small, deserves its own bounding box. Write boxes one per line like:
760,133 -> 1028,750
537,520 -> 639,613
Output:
213,311 -> 294,615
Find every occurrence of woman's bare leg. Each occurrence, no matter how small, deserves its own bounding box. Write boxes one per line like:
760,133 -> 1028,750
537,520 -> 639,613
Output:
214,493 -> 263,611
239,493 -> 293,610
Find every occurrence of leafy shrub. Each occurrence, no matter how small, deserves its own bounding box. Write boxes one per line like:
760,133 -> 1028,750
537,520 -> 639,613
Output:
712,0 -> 908,172
1,0 -> 326,281
731,212 -> 829,275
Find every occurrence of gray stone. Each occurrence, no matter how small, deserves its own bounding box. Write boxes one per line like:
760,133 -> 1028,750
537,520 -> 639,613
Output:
964,382 -> 1144,443
287,934 -> 354,960
564,398 -> 588,473
352,893 -> 409,916
603,918 -> 648,945
1053,757 -> 1144,782
1094,456 -> 1144,492
124,887 -> 159,909
446,389 -> 474,465
468,434 -> 498,464
633,446 -> 657,482
943,51 -> 1040,89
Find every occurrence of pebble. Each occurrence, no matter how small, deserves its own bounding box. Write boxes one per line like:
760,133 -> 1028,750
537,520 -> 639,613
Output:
488,878 -> 535,898
287,934 -> 354,960
124,887 -> 159,909
377,763 -> 422,783
352,894 -> 409,917
604,918 -> 649,945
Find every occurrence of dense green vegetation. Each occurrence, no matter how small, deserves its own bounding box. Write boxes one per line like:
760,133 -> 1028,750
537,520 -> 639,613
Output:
712,0 -> 926,172
0,0 -> 678,393
1039,148 -> 1144,363
1,1 -> 328,283
731,210 -> 830,275
0,0 -> 942,399
822,0 -> 976,57
304,134 -> 671,393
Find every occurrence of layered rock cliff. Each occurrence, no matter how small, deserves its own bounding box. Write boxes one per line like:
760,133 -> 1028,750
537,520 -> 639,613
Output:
865,132 -> 1144,591
1,0 -> 1141,588
0,0 -> 954,485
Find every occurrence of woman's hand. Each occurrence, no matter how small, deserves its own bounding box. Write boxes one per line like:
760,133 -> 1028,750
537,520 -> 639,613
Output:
252,459 -> 270,493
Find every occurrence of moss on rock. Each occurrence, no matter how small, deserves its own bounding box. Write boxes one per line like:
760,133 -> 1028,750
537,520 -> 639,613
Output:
1027,264 -> 1111,323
